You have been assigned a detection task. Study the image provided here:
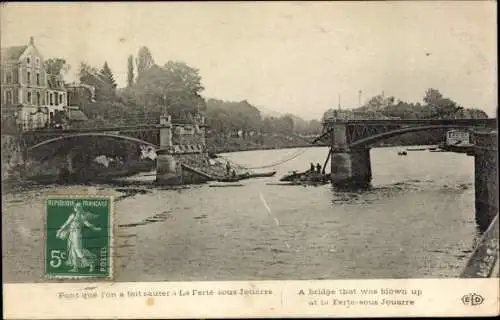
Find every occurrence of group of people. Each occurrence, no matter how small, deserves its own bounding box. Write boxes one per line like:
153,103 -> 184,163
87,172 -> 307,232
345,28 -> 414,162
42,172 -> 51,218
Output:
309,162 -> 323,174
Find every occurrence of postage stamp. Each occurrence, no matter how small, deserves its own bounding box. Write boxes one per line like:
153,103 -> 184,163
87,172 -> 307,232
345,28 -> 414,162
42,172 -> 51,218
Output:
44,196 -> 113,279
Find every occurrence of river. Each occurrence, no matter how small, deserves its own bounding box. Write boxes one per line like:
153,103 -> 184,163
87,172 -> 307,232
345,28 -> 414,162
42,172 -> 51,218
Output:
2,146 -> 480,282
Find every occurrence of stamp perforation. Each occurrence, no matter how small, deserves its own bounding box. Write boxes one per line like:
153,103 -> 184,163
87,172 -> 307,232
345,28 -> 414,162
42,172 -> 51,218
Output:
43,194 -> 115,281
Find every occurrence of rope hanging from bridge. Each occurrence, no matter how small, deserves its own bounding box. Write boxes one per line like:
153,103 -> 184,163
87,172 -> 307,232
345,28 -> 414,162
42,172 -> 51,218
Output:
214,130 -> 329,170
217,148 -> 310,170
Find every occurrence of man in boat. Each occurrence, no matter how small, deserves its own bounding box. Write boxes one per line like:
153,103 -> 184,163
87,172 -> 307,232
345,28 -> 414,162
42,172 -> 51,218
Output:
226,161 -> 231,176
310,163 -> 315,172
316,163 -> 322,174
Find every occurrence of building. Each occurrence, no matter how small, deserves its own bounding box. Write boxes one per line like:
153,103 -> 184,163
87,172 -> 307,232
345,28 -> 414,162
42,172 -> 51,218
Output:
1,36 -> 87,131
323,108 -> 393,121
46,74 -> 67,112
446,129 -> 471,146
1,36 -> 51,129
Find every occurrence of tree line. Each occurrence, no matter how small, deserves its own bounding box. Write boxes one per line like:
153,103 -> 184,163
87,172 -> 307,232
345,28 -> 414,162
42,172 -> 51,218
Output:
46,46 -> 321,137
323,88 -> 488,120
321,89 -> 488,146
45,47 -> 488,147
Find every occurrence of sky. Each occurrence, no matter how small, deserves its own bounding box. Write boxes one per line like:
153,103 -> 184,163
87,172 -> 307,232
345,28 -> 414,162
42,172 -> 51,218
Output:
1,1 -> 497,119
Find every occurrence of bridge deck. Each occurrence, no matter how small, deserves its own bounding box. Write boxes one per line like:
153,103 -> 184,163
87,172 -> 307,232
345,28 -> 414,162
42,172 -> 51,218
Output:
322,118 -> 497,127
22,122 -> 206,135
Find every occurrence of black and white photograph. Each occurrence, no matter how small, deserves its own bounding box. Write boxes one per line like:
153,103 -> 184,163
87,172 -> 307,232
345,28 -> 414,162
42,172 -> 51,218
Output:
1,0 -> 497,303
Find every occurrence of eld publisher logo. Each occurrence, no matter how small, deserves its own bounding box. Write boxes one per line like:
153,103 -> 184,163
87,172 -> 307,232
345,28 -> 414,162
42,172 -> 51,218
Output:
461,293 -> 485,306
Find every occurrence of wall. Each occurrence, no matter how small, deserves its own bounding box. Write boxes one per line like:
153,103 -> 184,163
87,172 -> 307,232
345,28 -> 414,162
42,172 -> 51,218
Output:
171,123 -> 205,147
1,135 -> 24,180
474,131 -> 498,232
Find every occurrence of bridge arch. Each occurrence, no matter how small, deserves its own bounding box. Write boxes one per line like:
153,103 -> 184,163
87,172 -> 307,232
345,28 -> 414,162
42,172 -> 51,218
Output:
350,124 -> 479,148
27,132 -> 158,152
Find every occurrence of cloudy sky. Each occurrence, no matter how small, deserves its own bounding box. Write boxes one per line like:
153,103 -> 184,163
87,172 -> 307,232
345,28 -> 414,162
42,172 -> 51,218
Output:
1,2 -> 497,119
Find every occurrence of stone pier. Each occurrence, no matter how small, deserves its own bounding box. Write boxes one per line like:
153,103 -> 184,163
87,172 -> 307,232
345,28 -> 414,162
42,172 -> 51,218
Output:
329,123 -> 372,187
155,115 -> 209,185
474,130 -> 498,232
156,115 -> 177,184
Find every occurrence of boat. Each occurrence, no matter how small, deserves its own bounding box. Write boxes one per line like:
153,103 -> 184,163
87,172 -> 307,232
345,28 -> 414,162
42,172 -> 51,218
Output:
280,170 -> 307,182
406,147 -> 427,151
238,171 -> 276,180
279,170 -> 329,185
209,182 -> 244,187
216,176 -> 241,182
397,151 -> 407,156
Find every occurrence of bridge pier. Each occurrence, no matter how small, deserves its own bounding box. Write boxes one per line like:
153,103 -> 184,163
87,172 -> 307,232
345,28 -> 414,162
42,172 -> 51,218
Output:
329,123 -> 372,188
156,116 -> 178,184
474,131 -> 498,232
331,148 -> 372,187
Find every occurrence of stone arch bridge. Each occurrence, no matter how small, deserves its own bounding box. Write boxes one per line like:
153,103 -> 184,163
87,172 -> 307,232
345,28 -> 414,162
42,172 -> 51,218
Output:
21,117 -> 208,183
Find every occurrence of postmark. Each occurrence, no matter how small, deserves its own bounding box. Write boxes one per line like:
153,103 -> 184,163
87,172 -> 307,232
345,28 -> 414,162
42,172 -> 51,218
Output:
44,196 -> 113,279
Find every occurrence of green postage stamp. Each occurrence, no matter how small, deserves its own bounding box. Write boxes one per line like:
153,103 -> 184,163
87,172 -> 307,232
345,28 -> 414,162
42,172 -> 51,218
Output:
44,196 -> 113,279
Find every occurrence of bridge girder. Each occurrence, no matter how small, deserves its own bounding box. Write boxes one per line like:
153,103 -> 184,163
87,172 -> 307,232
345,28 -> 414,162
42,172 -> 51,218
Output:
322,119 -> 497,147
23,132 -> 159,162
23,131 -> 159,152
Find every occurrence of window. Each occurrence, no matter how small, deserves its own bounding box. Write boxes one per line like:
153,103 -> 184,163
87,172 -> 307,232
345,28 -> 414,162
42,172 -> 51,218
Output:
36,73 -> 40,85
49,92 -> 54,106
35,58 -> 40,67
36,92 -> 41,105
26,56 -> 31,65
59,93 -> 63,104
27,71 -> 31,85
27,91 -> 32,104
6,91 -> 13,104
6,71 -> 12,84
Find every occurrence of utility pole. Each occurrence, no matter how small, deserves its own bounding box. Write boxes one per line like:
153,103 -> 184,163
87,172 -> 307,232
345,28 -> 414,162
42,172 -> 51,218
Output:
358,90 -> 362,108
338,94 -> 341,110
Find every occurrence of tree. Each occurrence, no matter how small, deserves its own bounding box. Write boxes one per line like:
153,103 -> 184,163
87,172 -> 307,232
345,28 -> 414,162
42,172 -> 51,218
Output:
79,62 -> 114,102
422,88 -> 463,119
127,54 -> 134,88
136,46 -> 155,78
423,88 -> 443,105
134,61 -> 206,119
44,58 -> 70,75
362,93 -> 396,111
100,61 -> 117,97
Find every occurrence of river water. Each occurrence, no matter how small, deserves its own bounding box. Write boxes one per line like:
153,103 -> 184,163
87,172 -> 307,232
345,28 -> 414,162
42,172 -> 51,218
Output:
2,146 -> 480,282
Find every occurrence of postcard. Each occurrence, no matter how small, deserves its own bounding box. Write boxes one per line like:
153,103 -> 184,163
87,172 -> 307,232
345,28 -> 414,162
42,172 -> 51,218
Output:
1,1 -> 498,319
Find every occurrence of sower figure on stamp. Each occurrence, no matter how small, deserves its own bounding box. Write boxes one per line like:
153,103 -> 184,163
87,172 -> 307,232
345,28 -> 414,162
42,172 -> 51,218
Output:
56,202 -> 101,272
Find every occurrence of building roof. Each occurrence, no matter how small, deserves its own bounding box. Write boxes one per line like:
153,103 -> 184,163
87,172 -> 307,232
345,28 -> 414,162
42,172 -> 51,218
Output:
0,45 -> 28,62
67,108 -> 89,122
47,74 -> 65,90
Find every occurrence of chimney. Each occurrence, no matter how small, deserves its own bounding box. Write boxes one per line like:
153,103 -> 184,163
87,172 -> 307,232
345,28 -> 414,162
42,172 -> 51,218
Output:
29,36 -> 34,45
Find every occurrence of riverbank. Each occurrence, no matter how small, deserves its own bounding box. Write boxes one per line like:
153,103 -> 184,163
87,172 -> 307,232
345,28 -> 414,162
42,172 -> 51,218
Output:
207,134 -> 442,155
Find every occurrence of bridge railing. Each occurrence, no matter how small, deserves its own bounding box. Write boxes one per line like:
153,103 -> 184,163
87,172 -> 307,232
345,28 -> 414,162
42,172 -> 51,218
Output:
322,118 -> 497,127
